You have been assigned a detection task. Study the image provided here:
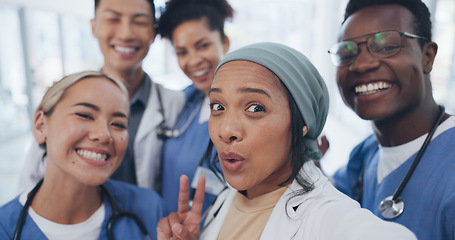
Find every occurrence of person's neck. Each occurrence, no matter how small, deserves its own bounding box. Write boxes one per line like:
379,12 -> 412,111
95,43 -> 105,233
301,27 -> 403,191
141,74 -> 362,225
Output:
102,65 -> 145,99
30,175 -> 103,224
372,101 -> 447,147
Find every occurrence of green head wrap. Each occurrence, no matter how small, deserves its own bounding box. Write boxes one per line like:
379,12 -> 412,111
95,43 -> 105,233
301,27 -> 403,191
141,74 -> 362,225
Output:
215,42 -> 329,160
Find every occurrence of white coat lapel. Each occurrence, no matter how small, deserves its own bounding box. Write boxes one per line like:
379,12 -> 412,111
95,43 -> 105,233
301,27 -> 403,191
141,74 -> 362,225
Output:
260,182 -> 304,240
200,188 -> 236,240
135,81 -> 164,144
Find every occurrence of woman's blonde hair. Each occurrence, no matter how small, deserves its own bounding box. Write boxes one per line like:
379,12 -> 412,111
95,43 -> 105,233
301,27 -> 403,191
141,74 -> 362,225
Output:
37,71 -> 129,116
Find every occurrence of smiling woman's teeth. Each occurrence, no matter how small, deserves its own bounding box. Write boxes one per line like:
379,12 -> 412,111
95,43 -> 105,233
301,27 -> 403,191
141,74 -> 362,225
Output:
77,150 -> 107,161
193,69 -> 209,77
114,46 -> 135,53
355,82 -> 391,95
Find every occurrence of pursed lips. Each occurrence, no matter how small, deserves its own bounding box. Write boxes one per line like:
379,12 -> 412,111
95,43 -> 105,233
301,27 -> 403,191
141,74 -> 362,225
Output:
220,152 -> 245,163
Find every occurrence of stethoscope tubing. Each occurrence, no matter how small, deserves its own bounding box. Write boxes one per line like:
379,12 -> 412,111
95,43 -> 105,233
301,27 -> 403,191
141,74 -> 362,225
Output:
390,105 -> 445,201
13,179 -> 43,240
13,180 -> 150,240
376,105 -> 446,219
101,185 -> 152,240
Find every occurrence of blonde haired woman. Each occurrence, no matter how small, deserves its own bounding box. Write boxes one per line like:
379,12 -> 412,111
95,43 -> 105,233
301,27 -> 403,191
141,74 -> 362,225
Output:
0,71 -> 166,240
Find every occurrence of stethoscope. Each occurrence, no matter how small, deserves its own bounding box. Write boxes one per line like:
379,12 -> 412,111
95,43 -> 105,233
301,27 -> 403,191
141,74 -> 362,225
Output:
13,179 -> 151,240
357,105 -> 446,219
156,85 -> 204,139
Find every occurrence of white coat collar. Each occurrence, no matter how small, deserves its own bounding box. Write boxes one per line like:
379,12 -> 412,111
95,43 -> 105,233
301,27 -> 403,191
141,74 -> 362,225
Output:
201,163 -> 325,240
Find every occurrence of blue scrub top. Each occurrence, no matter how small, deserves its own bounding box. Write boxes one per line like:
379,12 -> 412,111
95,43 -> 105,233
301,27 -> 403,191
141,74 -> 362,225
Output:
0,180 -> 167,240
161,85 -> 221,214
334,128 -> 455,240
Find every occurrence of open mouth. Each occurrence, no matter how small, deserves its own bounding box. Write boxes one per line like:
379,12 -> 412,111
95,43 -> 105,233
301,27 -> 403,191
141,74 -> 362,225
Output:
76,149 -> 108,161
355,81 -> 391,96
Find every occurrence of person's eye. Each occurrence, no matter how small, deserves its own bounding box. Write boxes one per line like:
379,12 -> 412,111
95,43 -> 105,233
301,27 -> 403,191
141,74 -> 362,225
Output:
106,18 -> 120,23
339,53 -> 356,62
112,122 -> 128,129
198,42 -> 211,50
75,113 -> 94,120
133,20 -> 151,26
176,50 -> 187,57
245,104 -> 265,113
210,103 -> 224,111
375,44 -> 400,54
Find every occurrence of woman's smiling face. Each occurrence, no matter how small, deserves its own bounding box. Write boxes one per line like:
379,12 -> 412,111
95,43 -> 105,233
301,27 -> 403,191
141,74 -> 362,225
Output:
34,77 -> 129,186
172,18 -> 229,95
208,60 -> 293,199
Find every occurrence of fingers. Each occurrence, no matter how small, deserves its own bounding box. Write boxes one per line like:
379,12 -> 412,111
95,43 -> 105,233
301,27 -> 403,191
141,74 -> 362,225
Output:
171,223 -> 198,240
157,213 -> 197,240
190,175 -> 206,216
169,213 -> 198,240
157,216 -> 173,240
317,135 -> 330,157
177,175 -> 190,214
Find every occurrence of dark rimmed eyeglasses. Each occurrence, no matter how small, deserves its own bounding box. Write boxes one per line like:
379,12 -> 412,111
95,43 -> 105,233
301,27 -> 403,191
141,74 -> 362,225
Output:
328,30 -> 428,67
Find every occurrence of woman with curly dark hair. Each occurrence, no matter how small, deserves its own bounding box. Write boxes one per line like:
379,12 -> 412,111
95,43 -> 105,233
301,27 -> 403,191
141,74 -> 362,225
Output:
157,0 -> 233,214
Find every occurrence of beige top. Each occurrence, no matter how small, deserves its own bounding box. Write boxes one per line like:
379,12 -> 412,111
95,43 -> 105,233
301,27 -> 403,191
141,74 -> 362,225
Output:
217,187 -> 288,240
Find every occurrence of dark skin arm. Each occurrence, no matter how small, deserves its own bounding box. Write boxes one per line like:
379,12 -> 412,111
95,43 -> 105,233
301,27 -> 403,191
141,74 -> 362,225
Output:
314,135 -> 329,168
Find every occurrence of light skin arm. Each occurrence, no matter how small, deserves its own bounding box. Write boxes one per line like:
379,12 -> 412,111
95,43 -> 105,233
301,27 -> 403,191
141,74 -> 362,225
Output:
157,175 -> 206,240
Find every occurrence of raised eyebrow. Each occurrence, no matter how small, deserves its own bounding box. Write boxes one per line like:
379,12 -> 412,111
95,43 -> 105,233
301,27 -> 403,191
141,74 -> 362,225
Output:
208,87 -> 221,96
208,87 -> 270,98
239,87 -> 270,98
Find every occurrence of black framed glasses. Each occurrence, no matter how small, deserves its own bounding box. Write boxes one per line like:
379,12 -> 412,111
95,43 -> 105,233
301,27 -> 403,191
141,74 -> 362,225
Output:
328,30 -> 428,67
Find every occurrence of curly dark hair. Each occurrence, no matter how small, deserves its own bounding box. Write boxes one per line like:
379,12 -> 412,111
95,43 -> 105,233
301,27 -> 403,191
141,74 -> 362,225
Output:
157,0 -> 233,42
343,0 -> 432,48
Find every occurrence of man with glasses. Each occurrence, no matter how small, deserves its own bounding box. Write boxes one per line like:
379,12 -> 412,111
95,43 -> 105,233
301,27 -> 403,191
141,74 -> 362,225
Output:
328,0 -> 455,239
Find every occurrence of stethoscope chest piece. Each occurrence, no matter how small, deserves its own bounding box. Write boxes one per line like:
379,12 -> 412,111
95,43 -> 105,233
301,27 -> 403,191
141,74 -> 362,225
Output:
379,196 -> 404,219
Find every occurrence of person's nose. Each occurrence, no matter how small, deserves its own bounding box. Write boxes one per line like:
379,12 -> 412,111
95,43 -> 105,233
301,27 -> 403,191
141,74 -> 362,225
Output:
117,21 -> 135,40
217,112 -> 243,144
349,44 -> 380,73
186,51 -> 204,69
88,120 -> 112,144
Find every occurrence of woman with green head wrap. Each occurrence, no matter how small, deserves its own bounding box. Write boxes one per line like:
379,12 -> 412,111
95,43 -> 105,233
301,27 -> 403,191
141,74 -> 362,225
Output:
156,42 -> 416,240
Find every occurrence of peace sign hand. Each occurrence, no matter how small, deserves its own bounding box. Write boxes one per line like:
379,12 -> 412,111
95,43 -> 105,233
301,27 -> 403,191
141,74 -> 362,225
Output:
157,175 -> 206,240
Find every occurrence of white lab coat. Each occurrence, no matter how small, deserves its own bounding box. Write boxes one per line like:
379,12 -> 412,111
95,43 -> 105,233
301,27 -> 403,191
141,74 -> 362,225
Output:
200,163 -> 416,240
17,81 -> 185,192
